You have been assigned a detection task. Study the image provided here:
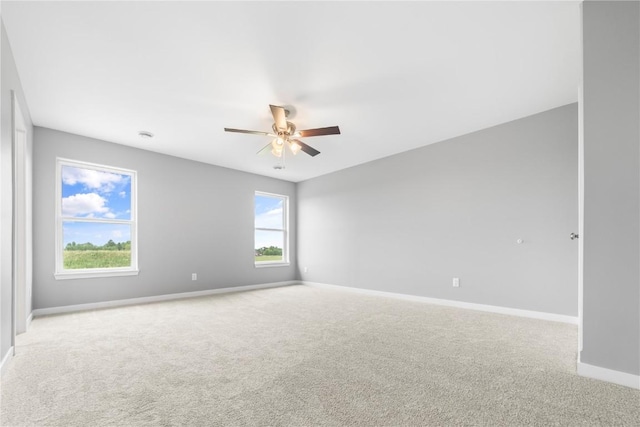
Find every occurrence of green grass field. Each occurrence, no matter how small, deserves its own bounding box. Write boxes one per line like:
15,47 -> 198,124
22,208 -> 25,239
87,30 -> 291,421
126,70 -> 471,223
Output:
64,250 -> 131,269
255,255 -> 283,262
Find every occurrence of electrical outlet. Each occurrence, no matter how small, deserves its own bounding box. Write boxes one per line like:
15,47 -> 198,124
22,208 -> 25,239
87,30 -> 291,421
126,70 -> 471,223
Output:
303,267 -> 308,273
192,273 -> 197,281
453,277 -> 460,288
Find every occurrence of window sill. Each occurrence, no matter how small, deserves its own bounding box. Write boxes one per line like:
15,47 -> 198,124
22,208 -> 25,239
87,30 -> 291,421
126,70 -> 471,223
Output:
55,269 -> 139,280
254,262 -> 290,269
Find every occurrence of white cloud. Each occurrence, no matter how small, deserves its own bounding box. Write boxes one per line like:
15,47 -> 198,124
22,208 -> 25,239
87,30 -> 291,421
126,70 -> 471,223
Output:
104,212 -> 117,219
119,191 -> 127,198
62,193 -> 110,217
62,166 -> 128,194
111,230 -> 123,239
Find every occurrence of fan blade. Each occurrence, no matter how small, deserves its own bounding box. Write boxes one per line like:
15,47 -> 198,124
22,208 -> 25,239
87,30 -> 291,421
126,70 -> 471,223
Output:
292,139 -> 320,157
269,105 -> 288,130
297,126 -> 341,137
224,128 -> 273,136
257,142 -> 272,155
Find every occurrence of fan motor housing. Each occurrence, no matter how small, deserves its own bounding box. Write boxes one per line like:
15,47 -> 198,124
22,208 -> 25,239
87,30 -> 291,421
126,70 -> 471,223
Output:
272,122 -> 296,139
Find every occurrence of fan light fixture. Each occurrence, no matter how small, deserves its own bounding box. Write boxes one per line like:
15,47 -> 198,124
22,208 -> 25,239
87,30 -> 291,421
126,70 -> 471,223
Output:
289,141 -> 301,155
271,138 -> 284,157
224,105 -> 341,160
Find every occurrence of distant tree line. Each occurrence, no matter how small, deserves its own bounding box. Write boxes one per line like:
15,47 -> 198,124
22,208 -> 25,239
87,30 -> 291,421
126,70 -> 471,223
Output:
255,246 -> 282,256
65,240 -> 131,251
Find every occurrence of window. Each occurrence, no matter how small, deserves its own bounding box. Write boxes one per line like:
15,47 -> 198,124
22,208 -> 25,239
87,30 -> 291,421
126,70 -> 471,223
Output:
55,158 -> 138,279
254,191 -> 288,267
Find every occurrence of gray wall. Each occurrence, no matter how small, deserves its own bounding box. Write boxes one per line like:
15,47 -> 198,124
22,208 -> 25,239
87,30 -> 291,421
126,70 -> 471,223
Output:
298,104 -> 578,316
33,127 -> 296,309
581,1 -> 640,376
1,21 -> 34,361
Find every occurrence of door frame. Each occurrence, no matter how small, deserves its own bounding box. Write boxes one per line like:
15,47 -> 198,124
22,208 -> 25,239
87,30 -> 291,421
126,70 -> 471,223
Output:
577,2 -> 585,358
12,91 -> 29,338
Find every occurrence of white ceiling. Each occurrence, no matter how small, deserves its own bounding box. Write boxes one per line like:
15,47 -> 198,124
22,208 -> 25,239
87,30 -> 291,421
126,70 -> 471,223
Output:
2,1 -> 580,182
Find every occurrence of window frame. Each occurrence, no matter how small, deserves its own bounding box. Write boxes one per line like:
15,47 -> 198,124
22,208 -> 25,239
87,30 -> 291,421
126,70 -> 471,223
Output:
54,158 -> 139,280
254,191 -> 289,268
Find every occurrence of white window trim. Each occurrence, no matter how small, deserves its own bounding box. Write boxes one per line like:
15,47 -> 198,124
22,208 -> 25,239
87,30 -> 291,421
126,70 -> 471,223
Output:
254,191 -> 289,268
55,158 -> 139,280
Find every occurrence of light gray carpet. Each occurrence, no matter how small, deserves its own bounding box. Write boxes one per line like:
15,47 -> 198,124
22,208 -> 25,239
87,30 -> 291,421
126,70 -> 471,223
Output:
1,284 -> 638,426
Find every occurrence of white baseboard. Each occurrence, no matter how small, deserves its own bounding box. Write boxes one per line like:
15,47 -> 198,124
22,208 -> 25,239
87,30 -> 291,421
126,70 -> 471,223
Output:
32,281 -> 297,317
577,362 -> 640,390
302,281 -> 578,325
0,346 -> 14,378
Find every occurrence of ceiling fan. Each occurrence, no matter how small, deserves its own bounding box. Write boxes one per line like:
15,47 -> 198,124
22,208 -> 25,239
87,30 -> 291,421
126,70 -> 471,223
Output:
224,105 -> 340,158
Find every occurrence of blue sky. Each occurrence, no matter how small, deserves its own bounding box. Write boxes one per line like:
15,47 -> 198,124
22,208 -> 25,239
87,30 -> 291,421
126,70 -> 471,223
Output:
255,195 -> 284,249
62,166 -> 131,219
255,195 -> 283,228
61,165 -> 132,246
